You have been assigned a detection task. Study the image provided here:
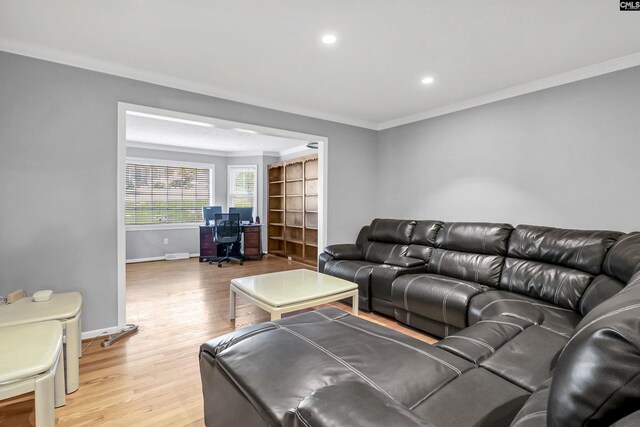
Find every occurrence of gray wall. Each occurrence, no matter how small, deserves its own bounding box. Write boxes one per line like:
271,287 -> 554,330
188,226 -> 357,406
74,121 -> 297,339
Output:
376,66 -> 640,232
0,51 -> 377,332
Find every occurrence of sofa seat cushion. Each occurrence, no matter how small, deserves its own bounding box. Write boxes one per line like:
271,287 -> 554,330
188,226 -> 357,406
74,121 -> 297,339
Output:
323,259 -> 378,309
412,368 -> 530,427
203,307 -> 473,424
468,290 -> 582,337
479,325 -> 568,392
436,315 -> 532,364
392,274 -> 486,332
509,378 -> 551,427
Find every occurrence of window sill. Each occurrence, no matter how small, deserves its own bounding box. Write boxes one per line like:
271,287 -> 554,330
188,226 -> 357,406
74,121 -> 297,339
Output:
126,223 -> 201,232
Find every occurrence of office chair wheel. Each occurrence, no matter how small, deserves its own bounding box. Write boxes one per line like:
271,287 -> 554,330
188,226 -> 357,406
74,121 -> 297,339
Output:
217,263 -> 222,268
240,261 -> 244,265
209,261 -> 213,265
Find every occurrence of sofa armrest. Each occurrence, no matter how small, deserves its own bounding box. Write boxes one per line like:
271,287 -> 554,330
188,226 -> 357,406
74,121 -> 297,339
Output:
283,381 -> 431,427
384,256 -> 425,268
324,244 -> 362,260
200,323 -> 278,358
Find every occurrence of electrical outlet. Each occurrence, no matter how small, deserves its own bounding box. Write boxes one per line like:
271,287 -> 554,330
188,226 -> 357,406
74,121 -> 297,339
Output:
163,238 -> 169,245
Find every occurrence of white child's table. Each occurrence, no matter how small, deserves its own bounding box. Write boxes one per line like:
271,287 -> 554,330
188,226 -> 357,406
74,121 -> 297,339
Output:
0,292 -> 82,393
0,321 -> 66,427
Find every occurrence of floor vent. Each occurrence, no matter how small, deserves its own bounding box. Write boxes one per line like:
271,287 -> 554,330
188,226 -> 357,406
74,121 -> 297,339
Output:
165,252 -> 190,261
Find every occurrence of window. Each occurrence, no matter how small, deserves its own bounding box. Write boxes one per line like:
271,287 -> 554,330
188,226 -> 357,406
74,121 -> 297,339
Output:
228,165 -> 257,214
125,161 -> 213,225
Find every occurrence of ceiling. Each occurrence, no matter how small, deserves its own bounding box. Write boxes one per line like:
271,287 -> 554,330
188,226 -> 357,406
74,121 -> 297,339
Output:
2,1 -> 640,130
126,112 -> 310,155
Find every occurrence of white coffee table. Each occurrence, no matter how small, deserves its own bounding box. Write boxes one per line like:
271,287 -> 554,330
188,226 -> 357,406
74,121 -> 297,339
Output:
229,269 -> 358,321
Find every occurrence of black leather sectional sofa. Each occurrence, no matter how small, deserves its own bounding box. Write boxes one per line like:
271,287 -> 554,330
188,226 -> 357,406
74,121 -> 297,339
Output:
199,219 -> 640,426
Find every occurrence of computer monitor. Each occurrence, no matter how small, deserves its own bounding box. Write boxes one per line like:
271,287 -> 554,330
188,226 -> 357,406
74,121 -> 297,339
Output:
202,206 -> 222,225
229,207 -> 253,224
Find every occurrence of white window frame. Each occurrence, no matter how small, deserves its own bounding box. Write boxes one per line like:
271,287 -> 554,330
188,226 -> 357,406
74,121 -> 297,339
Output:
227,164 -> 258,217
126,157 -> 215,231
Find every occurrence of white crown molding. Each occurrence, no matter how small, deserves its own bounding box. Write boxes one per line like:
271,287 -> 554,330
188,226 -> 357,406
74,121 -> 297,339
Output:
127,141 -> 280,157
127,141 -> 231,157
0,38 -> 378,130
3,38 -> 639,132
279,145 -> 315,157
377,51 -> 640,130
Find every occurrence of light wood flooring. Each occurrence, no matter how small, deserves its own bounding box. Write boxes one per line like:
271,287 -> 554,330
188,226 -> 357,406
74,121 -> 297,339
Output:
0,256 -> 436,426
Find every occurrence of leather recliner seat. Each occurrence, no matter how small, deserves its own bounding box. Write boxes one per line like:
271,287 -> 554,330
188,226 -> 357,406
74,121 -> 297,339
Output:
392,221 -> 514,337
319,219 -> 443,313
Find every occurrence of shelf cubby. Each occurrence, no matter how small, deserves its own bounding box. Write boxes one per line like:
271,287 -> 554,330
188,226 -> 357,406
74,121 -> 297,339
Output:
269,166 -> 284,182
285,162 -> 303,180
268,210 -> 284,225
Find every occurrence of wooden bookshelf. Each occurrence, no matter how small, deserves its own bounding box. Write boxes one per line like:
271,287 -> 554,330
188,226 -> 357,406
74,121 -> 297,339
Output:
267,154 -> 319,267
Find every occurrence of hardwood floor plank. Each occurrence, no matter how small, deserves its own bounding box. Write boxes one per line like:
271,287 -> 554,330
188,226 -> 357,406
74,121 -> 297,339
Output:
0,256 -> 436,426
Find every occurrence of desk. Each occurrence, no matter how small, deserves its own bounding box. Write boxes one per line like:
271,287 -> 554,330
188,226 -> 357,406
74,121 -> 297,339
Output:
0,292 -> 82,394
199,224 -> 262,262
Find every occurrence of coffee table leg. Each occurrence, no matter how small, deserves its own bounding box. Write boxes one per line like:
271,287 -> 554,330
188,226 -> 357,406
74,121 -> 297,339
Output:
352,292 -> 359,315
229,287 -> 237,320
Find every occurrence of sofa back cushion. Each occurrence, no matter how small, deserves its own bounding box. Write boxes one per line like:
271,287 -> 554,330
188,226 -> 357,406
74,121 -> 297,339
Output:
426,222 -> 514,287
435,222 -> 513,255
500,258 -> 593,310
578,274 -> 626,316
500,225 -> 622,310
410,220 -> 444,246
577,232 -> 640,315
405,220 -> 444,263
548,271 -> 640,427
362,219 -> 415,263
602,232 -> 640,283
367,218 -> 415,244
507,225 -> 621,275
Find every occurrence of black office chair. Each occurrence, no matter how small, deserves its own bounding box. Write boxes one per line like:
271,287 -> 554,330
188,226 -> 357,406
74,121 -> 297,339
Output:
210,213 -> 244,267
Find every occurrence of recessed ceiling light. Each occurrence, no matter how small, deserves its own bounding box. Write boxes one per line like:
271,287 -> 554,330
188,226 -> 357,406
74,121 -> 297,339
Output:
126,111 -> 213,127
321,34 -> 337,45
234,128 -> 258,134
421,76 -> 435,85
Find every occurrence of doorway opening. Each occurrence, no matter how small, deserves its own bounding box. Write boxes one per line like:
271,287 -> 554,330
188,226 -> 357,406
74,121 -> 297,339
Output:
116,102 -> 328,330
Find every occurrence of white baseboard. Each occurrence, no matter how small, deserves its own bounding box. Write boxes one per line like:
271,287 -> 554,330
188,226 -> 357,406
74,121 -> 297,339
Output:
81,326 -> 120,340
126,253 -> 200,263
126,256 -> 165,263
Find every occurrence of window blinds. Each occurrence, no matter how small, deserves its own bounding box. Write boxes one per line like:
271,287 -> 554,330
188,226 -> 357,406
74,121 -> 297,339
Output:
125,162 -> 211,225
